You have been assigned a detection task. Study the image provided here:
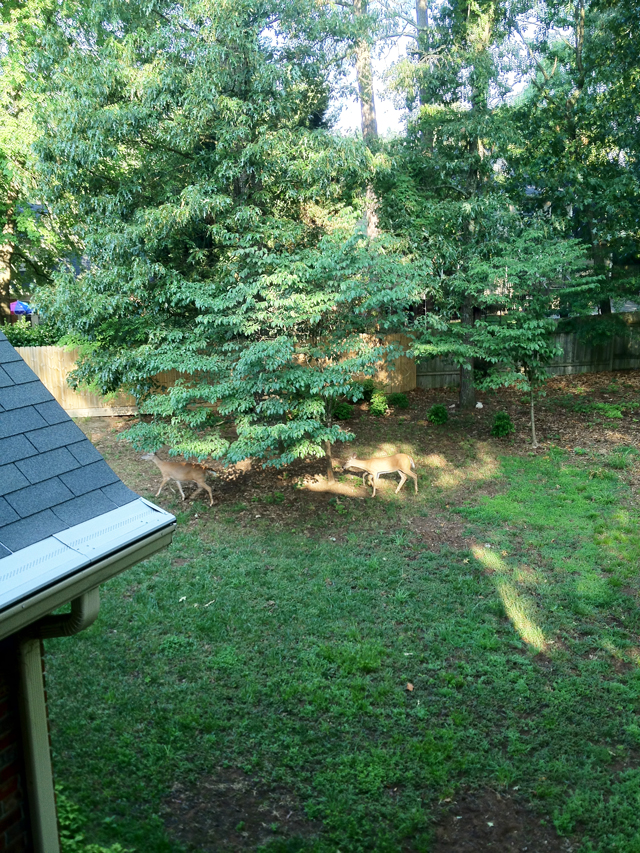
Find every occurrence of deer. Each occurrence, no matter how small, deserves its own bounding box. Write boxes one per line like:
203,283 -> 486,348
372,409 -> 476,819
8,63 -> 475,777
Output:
141,453 -> 216,507
343,453 -> 418,498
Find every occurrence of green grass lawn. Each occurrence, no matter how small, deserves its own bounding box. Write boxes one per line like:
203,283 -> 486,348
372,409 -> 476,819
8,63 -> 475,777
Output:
47,440 -> 640,852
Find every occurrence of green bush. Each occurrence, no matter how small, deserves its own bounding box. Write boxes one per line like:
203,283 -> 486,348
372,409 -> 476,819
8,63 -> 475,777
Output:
427,404 -> 448,424
2,318 -> 59,347
388,392 -> 409,409
334,402 -> 354,420
369,391 -> 388,417
358,378 -> 377,402
491,410 -> 515,438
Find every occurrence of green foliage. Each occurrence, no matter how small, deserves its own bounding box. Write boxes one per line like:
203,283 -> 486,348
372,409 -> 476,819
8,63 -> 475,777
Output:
29,0 -> 427,466
387,392 -> 409,409
333,402 -> 354,421
1,318 -> 58,347
0,1 -> 74,295
57,789 -> 130,853
427,404 -> 448,424
368,390 -> 388,417
606,447 -> 639,471
491,411 -> 514,438
358,378 -> 378,403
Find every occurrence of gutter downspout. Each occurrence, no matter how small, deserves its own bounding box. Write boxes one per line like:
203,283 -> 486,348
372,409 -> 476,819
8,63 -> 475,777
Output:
18,589 -> 100,853
37,587 -> 100,639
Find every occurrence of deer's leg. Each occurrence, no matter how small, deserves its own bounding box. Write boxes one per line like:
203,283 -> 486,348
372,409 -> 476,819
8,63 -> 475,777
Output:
371,474 -> 378,497
362,473 -> 368,487
410,472 -> 418,493
204,484 -> 214,506
395,472 -> 408,494
191,485 -> 204,502
156,477 -> 170,497
175,480 -> 186,501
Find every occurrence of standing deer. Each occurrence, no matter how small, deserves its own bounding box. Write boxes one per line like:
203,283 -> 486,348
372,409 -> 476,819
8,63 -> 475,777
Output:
141,453 -> 215,506
343,453 -> 418,497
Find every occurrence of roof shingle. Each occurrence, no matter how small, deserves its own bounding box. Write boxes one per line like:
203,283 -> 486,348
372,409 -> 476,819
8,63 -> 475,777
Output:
0,332 -> 139,559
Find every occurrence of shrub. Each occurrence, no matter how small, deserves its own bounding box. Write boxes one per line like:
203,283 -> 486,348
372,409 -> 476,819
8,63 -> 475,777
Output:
491,411 -> 515,438
359,378 -> 377,402
334,402 -> 354,420
427,404 -> 448,424
388,392 -> 409,409
369,391 -> 388,417
2,318 -> 59,347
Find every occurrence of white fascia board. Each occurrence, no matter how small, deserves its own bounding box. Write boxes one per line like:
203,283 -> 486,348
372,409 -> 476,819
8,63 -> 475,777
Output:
0,498 -> 175,613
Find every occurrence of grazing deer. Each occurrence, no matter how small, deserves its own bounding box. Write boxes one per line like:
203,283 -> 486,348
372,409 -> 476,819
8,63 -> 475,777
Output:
141,453 -> 215,506
343,453 -> 418,498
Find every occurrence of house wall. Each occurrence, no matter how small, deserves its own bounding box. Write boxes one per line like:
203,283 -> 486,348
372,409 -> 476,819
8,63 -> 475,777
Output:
0,639 -> 31,853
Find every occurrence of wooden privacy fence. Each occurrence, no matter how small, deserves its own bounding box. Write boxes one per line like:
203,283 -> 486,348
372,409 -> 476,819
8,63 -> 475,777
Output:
16,347 -> 138,417
16,335 -> 417,417
416,313 -> 640,389
16,318 -> 640,414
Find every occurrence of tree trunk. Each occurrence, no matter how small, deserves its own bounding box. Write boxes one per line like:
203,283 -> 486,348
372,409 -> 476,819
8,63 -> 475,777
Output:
530,387 -> 538,449
0,242 -> 12,321
458,296 -> 475,408
323,439 -> 335,483
354,0 -> 378,143
588,221 -> 612,314
416,0 -> 429,105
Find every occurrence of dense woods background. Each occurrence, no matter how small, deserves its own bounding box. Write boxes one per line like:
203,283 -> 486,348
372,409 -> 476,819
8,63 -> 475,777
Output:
1,0 -> 639,462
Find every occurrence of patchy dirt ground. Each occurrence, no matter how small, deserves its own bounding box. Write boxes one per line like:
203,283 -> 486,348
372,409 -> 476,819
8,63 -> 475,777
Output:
76,369 -> 640,545
431,790 -> 575,853
163,769 -> 321,851
408,513 -> 475,552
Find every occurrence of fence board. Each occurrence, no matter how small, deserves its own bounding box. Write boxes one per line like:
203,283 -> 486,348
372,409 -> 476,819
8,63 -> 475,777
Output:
15,347 -> 137,417
15,316 -> 640,411
377,334 -> 416,393
15,336 -> 416,415
416,314 -> 640,389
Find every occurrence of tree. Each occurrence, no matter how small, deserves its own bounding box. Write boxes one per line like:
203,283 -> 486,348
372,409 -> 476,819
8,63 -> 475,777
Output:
33,0 -> 427,474
466,218 -> 597,447
0,0 -> 71,316
508,0 -> 640,313
381,0 -> 518,408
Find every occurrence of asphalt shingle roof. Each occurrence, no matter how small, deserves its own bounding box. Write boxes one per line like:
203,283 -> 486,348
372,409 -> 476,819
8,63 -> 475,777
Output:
0,331 -> 139,559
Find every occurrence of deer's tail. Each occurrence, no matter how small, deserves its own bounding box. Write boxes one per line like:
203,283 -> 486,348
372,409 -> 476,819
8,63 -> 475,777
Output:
410,456 -> 416,470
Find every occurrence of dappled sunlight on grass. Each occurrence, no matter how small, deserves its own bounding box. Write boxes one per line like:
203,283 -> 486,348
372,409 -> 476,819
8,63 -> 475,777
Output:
431,447 -> 501,490
472,545 -> 547,652
594,508 -> 640,574
424,453 -> 448,469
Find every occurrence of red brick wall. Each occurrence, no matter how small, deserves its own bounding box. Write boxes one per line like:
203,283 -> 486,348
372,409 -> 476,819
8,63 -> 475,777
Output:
0,638 -> 31,853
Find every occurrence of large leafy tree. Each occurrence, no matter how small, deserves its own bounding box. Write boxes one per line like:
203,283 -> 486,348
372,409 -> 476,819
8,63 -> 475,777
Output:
380,0 -> 522,407
0,0 -> 72,315
34,0 -> 426,471
379,0 -> 608,413
508,0 -> 640,312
